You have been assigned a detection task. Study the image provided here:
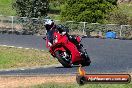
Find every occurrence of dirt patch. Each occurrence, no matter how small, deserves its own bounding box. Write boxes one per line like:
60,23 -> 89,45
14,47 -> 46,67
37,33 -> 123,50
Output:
0,74 -> 131,88
0,75 -> 76,88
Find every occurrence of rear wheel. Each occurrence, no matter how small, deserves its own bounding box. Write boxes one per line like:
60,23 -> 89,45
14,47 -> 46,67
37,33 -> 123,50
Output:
55,51 -> 71,68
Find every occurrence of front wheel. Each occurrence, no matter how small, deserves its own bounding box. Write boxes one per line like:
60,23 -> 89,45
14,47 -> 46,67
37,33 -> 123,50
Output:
81,51 -> 91,66
55,51 -> 71,68
78,45 -> 91,66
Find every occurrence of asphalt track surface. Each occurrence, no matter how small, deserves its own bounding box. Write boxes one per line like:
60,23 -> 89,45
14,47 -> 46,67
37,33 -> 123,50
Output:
0,34 -> 132,75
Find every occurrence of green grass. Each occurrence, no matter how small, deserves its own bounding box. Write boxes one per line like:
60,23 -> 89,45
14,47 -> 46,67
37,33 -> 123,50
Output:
0,46 -> 58,69
25,83 -> 132,88
48,14 -> 61,20
0,0 -> 16,16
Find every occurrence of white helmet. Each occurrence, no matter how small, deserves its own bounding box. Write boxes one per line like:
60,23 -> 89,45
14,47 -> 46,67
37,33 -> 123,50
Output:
44,18 -> 55,30
44,19 -> 54,25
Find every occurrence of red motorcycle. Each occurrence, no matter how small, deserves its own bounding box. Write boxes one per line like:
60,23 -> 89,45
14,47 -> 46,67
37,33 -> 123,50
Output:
45,31 -> 91,67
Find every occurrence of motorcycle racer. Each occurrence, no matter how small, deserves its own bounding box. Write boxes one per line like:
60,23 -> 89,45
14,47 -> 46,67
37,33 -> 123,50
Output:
44,18 -> 91,67
44,18 -> 82,50
44,18 -> 56,46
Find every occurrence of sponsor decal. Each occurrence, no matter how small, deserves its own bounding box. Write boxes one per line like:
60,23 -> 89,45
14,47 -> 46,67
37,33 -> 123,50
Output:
76,65 -> 131,84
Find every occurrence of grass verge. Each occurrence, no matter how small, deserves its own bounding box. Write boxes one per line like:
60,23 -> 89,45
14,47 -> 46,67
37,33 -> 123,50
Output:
0,75 -> 131,88
0,46 -> 58,69
26,82 -> 132,88
0,0 -> 16,16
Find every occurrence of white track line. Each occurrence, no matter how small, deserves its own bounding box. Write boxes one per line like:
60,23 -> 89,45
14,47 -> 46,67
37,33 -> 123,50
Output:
0,44 -> 45,51
0,64 -> 61,72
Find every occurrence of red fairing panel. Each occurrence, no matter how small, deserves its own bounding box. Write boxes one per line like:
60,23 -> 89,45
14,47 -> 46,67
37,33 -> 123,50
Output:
64,41 -> 82,63
76,36 -> 81,43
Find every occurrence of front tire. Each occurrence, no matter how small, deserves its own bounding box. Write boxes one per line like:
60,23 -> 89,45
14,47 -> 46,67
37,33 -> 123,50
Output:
55,51 -> 71,68
81,51 -> 91,66
78,45 -> 91,66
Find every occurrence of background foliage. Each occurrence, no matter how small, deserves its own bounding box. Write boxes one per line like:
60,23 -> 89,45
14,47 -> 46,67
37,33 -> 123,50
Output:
0,0 -> 131,25
13,0 -> 49,18
60,0 -> 118,23
106,7 -> 129,25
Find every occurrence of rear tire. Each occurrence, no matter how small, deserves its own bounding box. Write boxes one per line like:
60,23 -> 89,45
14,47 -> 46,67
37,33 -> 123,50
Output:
55,51 -> 71,68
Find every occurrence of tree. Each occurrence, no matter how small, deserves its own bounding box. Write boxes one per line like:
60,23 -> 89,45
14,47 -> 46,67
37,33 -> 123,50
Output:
61,0 -> 117,23
13,0 -> 49,18
106,7 -> 129,25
